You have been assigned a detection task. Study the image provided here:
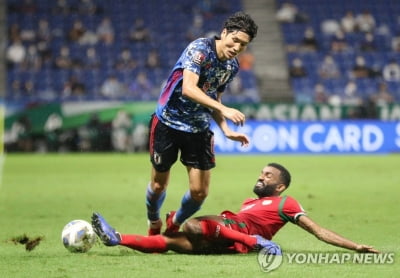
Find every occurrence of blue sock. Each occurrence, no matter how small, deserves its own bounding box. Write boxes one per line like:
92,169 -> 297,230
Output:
175,190 -> 203,225
146,183 -> 166,221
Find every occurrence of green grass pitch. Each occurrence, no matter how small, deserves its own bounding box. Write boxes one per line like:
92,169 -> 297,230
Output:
0,153 -> 399,278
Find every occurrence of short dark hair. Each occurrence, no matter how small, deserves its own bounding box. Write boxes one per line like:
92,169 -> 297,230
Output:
223,11 -> 258,41
268,162 -> 291,188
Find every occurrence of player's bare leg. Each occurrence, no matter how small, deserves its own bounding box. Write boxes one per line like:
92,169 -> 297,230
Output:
165,167 -> 210,234
186,167 -> 210,203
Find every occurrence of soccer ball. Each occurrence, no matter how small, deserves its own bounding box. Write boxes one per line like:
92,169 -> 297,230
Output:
61,219 -> 96,253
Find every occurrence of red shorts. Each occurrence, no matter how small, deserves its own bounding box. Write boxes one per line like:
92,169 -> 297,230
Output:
220,210 -> 252,254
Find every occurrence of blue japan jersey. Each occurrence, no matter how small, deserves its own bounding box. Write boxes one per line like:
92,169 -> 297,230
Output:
155,37 -> 239,133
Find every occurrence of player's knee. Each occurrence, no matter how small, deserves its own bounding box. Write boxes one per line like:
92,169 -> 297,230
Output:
189,190 -> 208,202
151,182 -> 167,194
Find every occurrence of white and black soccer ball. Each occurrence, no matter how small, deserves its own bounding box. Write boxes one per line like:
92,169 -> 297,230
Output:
61,219 -> 96,253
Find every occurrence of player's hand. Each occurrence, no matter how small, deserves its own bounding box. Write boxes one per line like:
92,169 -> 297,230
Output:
222,107 -> 246,126
355,244 -> 380,253
225,130 -> 250,147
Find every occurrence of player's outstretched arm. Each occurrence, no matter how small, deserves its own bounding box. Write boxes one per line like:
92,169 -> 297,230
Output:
296,215 -> 380,253
211,98 -> 249,146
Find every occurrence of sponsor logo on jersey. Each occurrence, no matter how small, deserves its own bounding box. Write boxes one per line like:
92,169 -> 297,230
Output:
193,51 -> 205,65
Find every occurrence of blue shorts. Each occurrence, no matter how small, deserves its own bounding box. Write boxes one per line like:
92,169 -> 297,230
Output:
148,114 -> 215,172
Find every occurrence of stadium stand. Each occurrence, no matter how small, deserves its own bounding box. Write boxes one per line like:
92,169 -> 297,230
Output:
276,0 -> 400,104
6,0 -> 259,103
8,0 -> 400,105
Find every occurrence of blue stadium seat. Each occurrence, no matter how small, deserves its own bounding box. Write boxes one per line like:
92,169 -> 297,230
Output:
6,0 -> 244,102
277,0 -> 400,103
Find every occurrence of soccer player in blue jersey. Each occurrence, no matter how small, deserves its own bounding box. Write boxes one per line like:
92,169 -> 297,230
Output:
146,11 -> 258,235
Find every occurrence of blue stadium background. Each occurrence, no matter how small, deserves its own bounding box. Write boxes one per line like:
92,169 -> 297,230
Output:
4,0 -> 400,153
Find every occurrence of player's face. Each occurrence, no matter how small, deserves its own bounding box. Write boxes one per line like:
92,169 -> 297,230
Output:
217,29 -> 250,61
253,166 -> 282,197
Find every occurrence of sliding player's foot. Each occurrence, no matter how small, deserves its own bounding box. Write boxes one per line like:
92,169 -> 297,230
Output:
91,212 -> 121,246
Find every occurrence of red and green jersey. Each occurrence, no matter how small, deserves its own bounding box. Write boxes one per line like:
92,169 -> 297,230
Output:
220,195 -> 306,240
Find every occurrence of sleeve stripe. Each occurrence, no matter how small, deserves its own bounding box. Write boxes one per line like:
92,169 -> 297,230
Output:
278,196 -> 292,223
278,196 -> 305,224
293,212 -> 307,223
